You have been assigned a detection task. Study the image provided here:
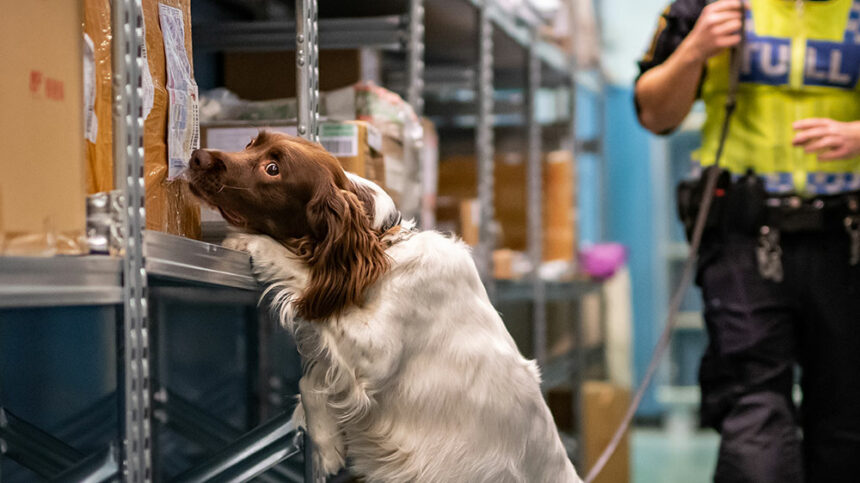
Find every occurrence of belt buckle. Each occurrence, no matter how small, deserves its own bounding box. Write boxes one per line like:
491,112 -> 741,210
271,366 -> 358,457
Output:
845,215 -> 860,266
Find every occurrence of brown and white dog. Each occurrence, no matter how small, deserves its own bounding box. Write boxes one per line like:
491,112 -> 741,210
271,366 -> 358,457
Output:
187,131 -> 581,483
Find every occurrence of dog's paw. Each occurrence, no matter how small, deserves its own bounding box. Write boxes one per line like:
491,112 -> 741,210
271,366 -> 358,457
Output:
289,397 -> 307,430
314,437 -> 346,476
222,233 -> 256,253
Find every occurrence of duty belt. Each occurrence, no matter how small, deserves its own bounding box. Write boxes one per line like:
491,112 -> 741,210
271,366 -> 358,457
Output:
756,191 -> 860,280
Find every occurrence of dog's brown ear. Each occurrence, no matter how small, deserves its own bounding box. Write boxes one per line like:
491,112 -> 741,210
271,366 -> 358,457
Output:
297,182 -> 389,321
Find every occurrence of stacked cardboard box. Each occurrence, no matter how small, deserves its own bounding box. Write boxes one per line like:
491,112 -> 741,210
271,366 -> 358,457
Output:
1,2 -> 87,255
437,151 -> 577,263
84,0 -> 201,240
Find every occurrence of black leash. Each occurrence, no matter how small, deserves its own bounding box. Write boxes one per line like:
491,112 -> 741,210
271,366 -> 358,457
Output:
583,6 -> 745,481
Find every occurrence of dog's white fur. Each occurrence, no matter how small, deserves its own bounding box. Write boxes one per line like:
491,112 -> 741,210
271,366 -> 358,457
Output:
224,175 -> 581,483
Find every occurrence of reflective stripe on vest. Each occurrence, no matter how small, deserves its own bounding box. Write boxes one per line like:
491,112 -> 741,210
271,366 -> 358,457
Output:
698,0 -> 860,194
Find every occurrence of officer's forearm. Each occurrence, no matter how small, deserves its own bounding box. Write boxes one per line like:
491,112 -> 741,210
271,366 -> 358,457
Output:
635,41 -> 705,135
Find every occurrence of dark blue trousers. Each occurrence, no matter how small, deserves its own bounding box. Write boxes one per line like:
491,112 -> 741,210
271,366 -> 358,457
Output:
697,230 -> 860,483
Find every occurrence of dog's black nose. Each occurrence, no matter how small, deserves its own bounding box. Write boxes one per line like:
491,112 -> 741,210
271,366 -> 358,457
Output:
190,149 -> 216,170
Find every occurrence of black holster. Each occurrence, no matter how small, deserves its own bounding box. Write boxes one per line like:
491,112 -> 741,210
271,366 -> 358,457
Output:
676,167 -> 767,242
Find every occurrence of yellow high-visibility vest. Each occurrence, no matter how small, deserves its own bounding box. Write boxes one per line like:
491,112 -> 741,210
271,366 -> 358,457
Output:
699,0 -> 860,194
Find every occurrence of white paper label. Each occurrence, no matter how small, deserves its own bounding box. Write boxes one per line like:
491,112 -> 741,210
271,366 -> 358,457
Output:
320,137 -> 359,157
83,33 -> 98,143
141,14 -> 154,121
205,126 -> 297,151
159,4 -> 199,179
366,124 -> 383,152
319,124 -> 359,157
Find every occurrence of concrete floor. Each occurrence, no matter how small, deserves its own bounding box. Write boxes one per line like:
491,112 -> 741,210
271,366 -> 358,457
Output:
631,426 -> 720,483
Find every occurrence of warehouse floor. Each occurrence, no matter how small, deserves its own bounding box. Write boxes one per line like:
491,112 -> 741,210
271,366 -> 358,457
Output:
632,427 -> 719,483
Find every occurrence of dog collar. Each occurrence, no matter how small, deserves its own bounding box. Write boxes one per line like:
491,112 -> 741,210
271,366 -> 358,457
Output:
381,211 -> 402,232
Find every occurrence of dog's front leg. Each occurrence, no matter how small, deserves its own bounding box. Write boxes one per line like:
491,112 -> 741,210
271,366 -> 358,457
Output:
224,233 -> 308,326
292,363 -> 346,476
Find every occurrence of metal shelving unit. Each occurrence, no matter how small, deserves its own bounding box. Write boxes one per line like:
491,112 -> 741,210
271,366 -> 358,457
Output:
1,0 -> 605,480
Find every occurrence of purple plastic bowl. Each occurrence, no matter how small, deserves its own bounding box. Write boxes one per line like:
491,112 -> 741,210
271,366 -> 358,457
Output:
580,243 -> 627,279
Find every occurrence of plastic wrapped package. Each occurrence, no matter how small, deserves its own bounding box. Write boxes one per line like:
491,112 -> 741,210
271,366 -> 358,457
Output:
83,0 -> 201,240
83,0 -> 113,194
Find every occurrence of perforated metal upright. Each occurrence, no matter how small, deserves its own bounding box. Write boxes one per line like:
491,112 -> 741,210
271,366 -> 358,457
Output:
407,0 -> 425,117
475,2 -> 496,299
296,0 -> 321,480
112,0 -> 151,481
296,0 -> 320,144
526,38 -> 546,366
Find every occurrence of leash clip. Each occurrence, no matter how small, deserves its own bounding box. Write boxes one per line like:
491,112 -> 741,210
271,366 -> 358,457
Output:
844,215 -> 860,266
756,225 -> 784,282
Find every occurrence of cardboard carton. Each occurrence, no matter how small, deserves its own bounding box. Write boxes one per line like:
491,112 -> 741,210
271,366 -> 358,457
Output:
1,2 -> 87,255
438,151 -> 577,261
584,381 -> 631,483
84,0 -> 201,240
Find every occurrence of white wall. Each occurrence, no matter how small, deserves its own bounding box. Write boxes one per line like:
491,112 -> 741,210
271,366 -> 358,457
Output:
599,0 -> 672,85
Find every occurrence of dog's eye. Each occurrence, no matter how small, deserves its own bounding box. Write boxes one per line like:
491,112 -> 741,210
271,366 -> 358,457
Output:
265,163 -> 280,176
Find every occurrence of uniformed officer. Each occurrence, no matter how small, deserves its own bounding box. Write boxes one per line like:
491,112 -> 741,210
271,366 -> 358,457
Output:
636,0 -> 860,481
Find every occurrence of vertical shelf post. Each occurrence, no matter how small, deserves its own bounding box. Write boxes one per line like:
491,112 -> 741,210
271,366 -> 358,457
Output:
526,39 -> 546,365
476,2 -> 495,299
407,0 -> 425,117
296,0 -> 319,143
296,2 -> 320,481
112,0 -> 151,480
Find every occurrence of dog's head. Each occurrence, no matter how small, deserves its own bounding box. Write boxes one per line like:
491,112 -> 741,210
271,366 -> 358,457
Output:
188,130 -> 393,320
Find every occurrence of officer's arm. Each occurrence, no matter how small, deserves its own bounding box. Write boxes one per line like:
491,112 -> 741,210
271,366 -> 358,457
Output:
635,0 -> 744,135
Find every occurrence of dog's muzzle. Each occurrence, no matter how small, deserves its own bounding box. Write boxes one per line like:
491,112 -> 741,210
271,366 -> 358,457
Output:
188,149 -> 226,197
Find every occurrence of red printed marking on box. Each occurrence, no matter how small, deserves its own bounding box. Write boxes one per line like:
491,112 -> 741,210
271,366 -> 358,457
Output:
45,78 -> 64,101
29,70 -> 43,95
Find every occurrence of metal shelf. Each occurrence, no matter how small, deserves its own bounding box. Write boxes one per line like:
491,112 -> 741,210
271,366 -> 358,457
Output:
145,231 -> 258,291
496,279 -> 601,303
0,256 -> 122,308
193,16 -> 408,53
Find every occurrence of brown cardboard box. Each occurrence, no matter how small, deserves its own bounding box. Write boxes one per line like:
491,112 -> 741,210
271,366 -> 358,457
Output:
437,153 -> 527,250
224,50 -> 381,100
438,151 -> 576,261
83,0 -> 113,195
544,151 -> 577,261
1,2 -> 87,255
459,199 -> 479,247
84,0 -> 202,240
584,381 -> 631,483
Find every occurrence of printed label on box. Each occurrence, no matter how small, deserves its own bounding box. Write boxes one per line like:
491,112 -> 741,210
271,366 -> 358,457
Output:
160,4 -> 199,179
141,14 -> 154,121
366,124 -> 383,152
320,123 -> 359,157
83,33 -> 98,143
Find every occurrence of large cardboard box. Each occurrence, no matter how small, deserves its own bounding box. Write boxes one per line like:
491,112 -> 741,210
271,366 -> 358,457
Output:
224,50 -> 381,101
1,2 -> 87,255
584,381 -> 631,483
84,0 -> 201,240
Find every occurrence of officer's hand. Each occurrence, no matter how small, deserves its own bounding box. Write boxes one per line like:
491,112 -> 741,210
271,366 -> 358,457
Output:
683,0 -> 745,63
793,119 -> 860,161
